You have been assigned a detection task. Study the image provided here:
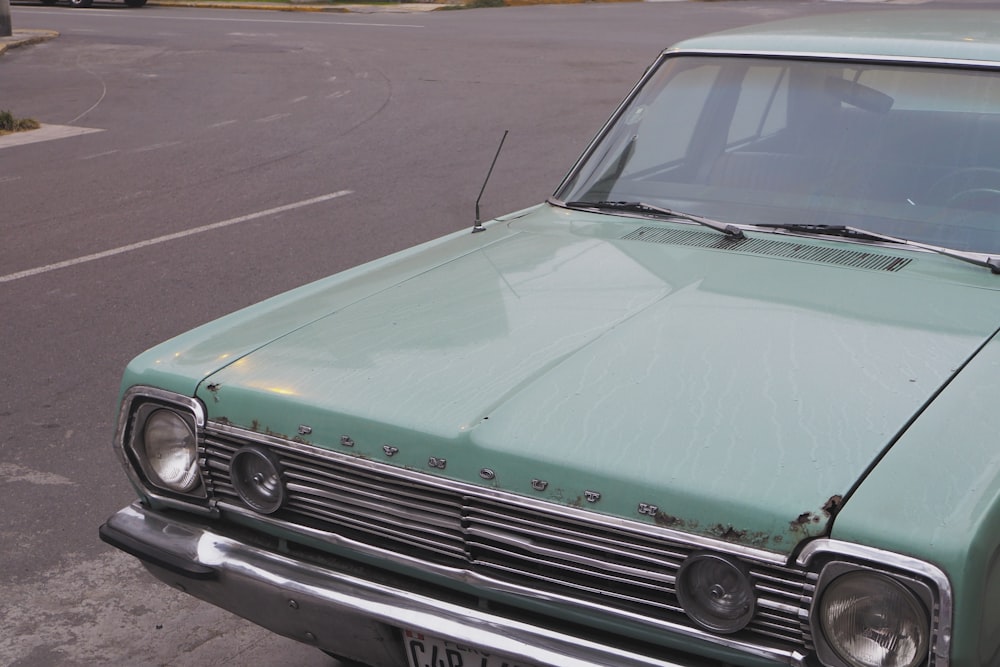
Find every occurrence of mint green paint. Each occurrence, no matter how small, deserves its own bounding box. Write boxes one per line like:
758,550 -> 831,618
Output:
153,204 -> 1000,555
832,333 -> 1000,665
119,212 -> 531,399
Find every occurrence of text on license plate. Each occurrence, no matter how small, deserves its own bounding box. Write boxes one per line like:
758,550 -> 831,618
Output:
403,629 -> 535,667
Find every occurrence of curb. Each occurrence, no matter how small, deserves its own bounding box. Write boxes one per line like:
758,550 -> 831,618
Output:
146,0 -> 454,10
0,29 -> 59,56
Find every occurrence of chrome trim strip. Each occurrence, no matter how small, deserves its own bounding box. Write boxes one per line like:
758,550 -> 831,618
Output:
108,503 -> 808,667
797,539 -> 952,666
662,48 -> 1000,70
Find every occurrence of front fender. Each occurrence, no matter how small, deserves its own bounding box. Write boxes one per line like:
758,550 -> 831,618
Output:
830,331 -> 1000,665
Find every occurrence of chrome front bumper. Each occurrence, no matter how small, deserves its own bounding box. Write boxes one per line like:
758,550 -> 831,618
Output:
100,503 -> 702,667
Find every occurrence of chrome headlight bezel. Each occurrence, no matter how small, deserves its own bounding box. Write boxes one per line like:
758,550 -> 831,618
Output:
811,560 -> 935,667
117,386 -> 208,501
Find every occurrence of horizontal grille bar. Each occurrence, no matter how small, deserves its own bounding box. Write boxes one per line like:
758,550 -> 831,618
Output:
466,496 -> 812,646
200,424 -> 815,654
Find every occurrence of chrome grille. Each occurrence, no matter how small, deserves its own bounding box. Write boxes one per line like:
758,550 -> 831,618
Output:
203,427 -> 467,562
201,424 -> 815,654
466,497 -> 812,647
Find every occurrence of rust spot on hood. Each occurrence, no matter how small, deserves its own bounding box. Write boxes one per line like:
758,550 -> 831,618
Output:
709,524 -> 746,542
706,524 -> 772,549
789,512 -> 821,533
653,511 -> 691,530
793,511 -> 819,525
206,383 -> 221,402
789,496 -> 844,535
823,495 -> 844,516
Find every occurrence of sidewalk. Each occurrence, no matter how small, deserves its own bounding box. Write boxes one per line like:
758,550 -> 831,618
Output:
146,0 -> 454,11
1,0 -> 443,53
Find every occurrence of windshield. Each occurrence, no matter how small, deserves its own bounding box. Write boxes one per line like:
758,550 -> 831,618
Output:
555,55 -> 1000,254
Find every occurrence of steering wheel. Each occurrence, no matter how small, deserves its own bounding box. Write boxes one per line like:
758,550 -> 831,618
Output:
927,167 -> 1000,211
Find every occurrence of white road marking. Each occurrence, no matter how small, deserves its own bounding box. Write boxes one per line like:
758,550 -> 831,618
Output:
0,191 -> 352,285
80,149 -> 121,161
133,140 -> 183,153
256,113 -> 292,123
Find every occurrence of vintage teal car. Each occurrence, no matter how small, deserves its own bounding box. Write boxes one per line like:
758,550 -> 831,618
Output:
101,10 -> 1000,667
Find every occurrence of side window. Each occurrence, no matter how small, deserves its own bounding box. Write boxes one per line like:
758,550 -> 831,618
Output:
727,66 -> 789,147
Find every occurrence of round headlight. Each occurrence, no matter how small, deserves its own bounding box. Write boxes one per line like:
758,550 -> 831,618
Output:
142,409 -> 200,492
230,446 -> 286,514
676,553 -> 756,634
819,571 -> 929,667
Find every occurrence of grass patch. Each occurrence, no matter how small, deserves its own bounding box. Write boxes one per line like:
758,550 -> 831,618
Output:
0,110 -> 40,136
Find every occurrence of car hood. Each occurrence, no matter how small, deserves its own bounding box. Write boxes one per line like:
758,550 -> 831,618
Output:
191,207 -> 1000,554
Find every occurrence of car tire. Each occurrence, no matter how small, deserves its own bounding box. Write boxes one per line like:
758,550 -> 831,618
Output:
124,0 -> 147,6
68,0 -> 93,6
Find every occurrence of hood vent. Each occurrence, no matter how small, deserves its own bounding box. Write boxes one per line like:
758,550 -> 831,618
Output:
622,227 -> 912,272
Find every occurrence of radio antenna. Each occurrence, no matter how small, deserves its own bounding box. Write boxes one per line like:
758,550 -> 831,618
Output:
473,130 -> 509,233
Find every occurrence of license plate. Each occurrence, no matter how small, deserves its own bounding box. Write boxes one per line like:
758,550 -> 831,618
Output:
403,629 -> 535,667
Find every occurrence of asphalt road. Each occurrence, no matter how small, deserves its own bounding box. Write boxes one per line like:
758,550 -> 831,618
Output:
0,1 -> 985,665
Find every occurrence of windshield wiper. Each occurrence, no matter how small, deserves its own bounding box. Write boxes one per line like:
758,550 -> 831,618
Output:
756,223 -> 1000,274
565,200 -> 745,239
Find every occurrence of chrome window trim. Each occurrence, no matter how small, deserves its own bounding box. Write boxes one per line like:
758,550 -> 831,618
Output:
798,539 -> 953,666
663,48 -> 1000,70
